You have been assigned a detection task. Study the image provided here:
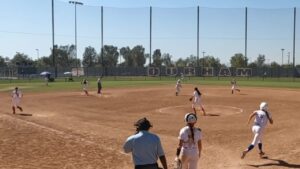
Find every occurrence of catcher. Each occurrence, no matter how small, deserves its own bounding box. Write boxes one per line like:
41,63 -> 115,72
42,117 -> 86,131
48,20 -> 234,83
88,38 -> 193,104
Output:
174,113 -> 202,169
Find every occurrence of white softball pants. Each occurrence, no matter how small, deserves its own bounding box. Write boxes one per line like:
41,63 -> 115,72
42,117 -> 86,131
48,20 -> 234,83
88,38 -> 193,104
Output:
251,125 -> 264,146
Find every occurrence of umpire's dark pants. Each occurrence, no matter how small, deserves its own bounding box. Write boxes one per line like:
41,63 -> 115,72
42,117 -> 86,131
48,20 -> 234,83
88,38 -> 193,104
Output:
135,163 -> 160,169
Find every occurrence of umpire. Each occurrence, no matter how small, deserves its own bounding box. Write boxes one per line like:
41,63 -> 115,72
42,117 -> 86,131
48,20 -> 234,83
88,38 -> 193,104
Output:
123,118 -> 168,169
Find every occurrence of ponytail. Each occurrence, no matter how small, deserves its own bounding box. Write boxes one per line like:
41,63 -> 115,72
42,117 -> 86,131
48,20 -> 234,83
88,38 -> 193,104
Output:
188,123 -> 194,142
195,87 -> 201,96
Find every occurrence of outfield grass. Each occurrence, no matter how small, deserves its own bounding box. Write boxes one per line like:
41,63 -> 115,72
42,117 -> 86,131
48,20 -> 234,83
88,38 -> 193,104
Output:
0,76 -> 299,93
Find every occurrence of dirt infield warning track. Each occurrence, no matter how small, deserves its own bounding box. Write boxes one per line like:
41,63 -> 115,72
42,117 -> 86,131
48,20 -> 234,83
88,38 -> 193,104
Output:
0,85 -> 300,169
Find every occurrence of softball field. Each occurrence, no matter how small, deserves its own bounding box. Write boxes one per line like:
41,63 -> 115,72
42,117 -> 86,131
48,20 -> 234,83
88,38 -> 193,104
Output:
0,84 -> 299,169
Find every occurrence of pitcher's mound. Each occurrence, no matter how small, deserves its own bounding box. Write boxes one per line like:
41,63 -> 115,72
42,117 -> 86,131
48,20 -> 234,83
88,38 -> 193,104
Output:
157,104 -> 243,116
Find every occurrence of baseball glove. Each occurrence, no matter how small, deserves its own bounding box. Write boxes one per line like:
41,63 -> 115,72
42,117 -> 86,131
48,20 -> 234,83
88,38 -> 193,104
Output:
189,98 -> 193,101
173,157 -> 182,169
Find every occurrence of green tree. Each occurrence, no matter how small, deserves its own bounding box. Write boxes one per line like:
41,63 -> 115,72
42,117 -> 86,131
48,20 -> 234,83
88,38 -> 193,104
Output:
0,56 -> 7,67
46,45 -> 78,67
186,55 -> 197,67
11,52 -> 33,66
82,46 -> 97,67
175,58 -> 188,67
35,57 -> 52,67
270,61 -> 280,68
199,56 -> 221,67
162,53 -> 173,67
206,56 -> 221,67
230,53 -> 248,67
120,47 -> 134,67
101,45 -> 119,67
131,45 -> 145,67
152,49 -> 162,67
256,54 -> 265,67
248,62 -> 257,68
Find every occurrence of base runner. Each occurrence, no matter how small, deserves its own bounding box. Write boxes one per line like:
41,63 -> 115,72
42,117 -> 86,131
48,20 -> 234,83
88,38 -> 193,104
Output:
241,102 -> 273,159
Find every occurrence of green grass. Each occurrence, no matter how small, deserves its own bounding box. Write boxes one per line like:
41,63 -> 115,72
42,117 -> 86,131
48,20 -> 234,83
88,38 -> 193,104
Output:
0,76 -> 300,93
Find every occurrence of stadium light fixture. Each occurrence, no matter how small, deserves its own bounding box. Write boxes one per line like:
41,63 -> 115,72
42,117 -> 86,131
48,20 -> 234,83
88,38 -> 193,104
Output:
69,1 -> 83,76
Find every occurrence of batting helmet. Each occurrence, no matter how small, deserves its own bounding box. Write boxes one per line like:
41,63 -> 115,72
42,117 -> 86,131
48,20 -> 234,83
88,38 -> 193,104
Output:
260,102 -> 268,111
184,113 -> 197,124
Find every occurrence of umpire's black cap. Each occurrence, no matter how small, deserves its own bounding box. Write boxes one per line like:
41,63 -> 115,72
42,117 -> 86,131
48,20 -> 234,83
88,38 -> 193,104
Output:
134,117 -> 152,131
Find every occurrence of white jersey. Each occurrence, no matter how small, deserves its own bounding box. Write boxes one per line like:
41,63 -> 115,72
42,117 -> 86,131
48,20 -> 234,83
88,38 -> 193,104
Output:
253,110 -> 271,128
176,82 -> 182,89
178,126 -> 202,150
12,90 -> 22,99
193,91 -> 200,103
82,81 -> 88,90
11,90 -> 22,106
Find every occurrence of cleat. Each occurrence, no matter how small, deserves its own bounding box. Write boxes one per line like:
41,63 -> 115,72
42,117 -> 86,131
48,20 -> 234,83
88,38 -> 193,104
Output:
241,151 -> 247,159
259,152 -> 265,158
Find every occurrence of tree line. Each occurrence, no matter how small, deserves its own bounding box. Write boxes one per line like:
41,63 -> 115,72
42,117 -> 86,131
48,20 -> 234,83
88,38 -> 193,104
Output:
0,44 -> 298,69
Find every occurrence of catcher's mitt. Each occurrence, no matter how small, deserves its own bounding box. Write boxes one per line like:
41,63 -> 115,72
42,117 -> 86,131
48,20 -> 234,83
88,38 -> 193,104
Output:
173,157 -> 182,169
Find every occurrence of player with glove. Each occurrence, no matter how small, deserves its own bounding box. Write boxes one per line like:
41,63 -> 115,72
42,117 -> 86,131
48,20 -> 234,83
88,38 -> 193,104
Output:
189,87 -> 206,116
175,113 -> 202,169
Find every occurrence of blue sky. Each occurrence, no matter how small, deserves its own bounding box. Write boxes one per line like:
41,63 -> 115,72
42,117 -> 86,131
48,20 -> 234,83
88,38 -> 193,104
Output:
0,0 -> 299,65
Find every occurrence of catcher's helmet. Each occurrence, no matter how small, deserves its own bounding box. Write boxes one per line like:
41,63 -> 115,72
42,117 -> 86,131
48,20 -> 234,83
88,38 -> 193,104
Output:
184,113 -> 197,124
260,102 -> 268,111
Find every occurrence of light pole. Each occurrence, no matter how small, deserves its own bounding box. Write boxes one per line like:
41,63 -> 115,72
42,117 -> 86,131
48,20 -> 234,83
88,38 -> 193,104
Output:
69,1 -> 83,76
281,48 -> 284,66
35,49 -> 39,59
287,52 -> 290,65
202,51 -> 205,68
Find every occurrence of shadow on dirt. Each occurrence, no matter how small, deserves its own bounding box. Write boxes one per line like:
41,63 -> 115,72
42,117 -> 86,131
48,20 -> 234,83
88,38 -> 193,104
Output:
18,113 -> 33,116
247,157 -> 300,168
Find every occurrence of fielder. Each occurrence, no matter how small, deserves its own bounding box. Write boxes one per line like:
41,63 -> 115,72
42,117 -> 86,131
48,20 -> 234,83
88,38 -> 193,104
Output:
11,87 -> 23,114
175,79 -> 182,96
175,113 -> 202,169
231,79 -> 240,94
189,87 -> 206,116
241,102 -> 273,159
81,79 -> 89,96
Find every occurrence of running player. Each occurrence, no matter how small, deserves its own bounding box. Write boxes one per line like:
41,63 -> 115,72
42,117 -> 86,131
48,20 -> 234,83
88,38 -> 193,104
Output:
11,87 -> 23,114
241,102 -> 274,159
81,79 -> 89,96
189,87 -> 206,116
231,78 -> 240,94
175,79 -> 182,96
